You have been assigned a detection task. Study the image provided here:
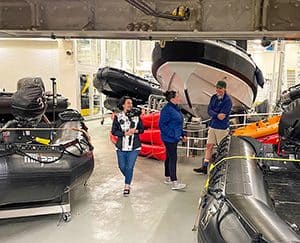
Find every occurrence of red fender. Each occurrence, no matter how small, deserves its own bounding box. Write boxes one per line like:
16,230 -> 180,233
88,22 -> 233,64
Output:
140,112 -> 160,129
139,129 -> 163,145
140,143 -> 166,161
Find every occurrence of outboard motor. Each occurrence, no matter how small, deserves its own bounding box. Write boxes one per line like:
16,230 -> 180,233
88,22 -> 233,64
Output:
278,84 -> 300,158
0,77 -> 47,144
11,77 -> 47,127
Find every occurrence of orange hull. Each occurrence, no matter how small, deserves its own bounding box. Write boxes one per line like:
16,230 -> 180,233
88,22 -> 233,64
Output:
233,115 -> 280,138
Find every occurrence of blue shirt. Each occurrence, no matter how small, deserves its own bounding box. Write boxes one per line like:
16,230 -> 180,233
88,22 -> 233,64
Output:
159,102 -> 186,143
208,93 -> 232,130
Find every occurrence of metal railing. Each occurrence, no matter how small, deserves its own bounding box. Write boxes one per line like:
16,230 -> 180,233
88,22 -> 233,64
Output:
139,95 -> 281,157
180,111 -> 281,157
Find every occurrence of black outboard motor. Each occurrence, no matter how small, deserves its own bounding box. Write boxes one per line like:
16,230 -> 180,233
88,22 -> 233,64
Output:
279,83 -> 300,106
278,85 -> 300,159
11,77 -> 47,127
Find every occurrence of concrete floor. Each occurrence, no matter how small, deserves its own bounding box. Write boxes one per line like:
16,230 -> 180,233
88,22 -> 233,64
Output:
0,120 -> 206,243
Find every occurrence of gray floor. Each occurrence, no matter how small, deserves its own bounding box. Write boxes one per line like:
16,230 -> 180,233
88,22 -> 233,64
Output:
0,120 -> 206,243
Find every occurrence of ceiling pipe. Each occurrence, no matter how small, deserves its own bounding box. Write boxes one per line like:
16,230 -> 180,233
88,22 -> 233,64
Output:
124,0 -> 189,21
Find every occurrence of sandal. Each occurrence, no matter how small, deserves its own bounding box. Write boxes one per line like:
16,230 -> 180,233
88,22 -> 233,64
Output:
123,188 -> 130,196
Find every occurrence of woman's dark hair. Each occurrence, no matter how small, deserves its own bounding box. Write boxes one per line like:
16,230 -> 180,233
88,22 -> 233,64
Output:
118,96 -> 132,110
164,90 -> 177,102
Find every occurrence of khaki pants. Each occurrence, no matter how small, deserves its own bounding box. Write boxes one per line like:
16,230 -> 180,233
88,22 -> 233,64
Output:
207,127 -> 229,145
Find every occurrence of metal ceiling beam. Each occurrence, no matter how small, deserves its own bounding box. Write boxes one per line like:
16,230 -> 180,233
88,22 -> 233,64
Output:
1,30 -> 300,40
0,0 -> 299,39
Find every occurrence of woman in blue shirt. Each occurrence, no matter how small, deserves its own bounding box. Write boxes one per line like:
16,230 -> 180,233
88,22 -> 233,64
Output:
159,91 -> 187,190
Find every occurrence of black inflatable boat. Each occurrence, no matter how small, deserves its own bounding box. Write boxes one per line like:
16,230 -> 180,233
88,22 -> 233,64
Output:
94,66 -> 163,111
152,40 -> 264,118
0,78 -> 94,217
197,86 -> 300,242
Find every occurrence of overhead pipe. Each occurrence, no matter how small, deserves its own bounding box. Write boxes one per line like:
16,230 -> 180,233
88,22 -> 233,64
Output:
125,0 -> 189,21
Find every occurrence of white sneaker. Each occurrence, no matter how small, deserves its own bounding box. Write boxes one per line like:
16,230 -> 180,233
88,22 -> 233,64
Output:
171,181 -> 186,190
164,177 -> 172,185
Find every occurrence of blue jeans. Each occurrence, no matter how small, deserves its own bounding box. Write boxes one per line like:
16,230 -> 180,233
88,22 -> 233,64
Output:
116,150 -> 139,185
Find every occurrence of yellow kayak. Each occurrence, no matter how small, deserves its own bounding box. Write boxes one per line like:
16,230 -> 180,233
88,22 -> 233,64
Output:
233,115 -> 280,138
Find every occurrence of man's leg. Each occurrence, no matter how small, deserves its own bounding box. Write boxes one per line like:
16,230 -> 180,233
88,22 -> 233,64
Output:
203,143 -> 214,167
193,127 -> 216,174
215,129 -> 229,146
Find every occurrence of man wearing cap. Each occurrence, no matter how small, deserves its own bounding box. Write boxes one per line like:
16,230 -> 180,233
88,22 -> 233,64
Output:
193,80 -> 232,174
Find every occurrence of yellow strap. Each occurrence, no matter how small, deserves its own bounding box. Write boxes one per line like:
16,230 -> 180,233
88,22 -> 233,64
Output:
35,137 -> 51,145
81,76 -> 90,95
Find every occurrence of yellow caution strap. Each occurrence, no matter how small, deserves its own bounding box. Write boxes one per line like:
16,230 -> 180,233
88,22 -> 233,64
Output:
35,137 -> 51,145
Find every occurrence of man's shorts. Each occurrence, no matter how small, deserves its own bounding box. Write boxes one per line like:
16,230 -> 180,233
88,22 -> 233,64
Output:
207,127 -> 229,145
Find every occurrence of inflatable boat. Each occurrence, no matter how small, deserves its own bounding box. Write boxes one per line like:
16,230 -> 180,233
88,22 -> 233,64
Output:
197,85 -> 300,243
0,78 -> 94,218
104,96 -> 145,113
94,67 -> 163,112
152,41 -> 265,118
198,136 -> 300,243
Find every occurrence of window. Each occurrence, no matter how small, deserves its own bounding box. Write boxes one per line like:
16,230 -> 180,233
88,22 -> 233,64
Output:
105,40 -> 121,68
77,39 -> 99,65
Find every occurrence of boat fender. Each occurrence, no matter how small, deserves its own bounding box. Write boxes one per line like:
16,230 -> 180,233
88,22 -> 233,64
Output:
255,67 -> 265,88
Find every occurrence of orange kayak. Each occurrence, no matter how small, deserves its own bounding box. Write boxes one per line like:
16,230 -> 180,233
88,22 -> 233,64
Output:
233,115 -> 280,138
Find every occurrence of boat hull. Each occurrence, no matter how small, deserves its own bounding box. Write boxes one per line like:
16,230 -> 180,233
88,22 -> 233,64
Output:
198,136 -> 300,242
152,41 -> 264,118
94,67 -> 163,112
0,120 -> 94,207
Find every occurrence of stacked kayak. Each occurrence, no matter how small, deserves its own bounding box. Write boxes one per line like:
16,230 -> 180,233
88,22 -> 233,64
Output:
139,112 -> 166,161
233,115 -> 280,139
